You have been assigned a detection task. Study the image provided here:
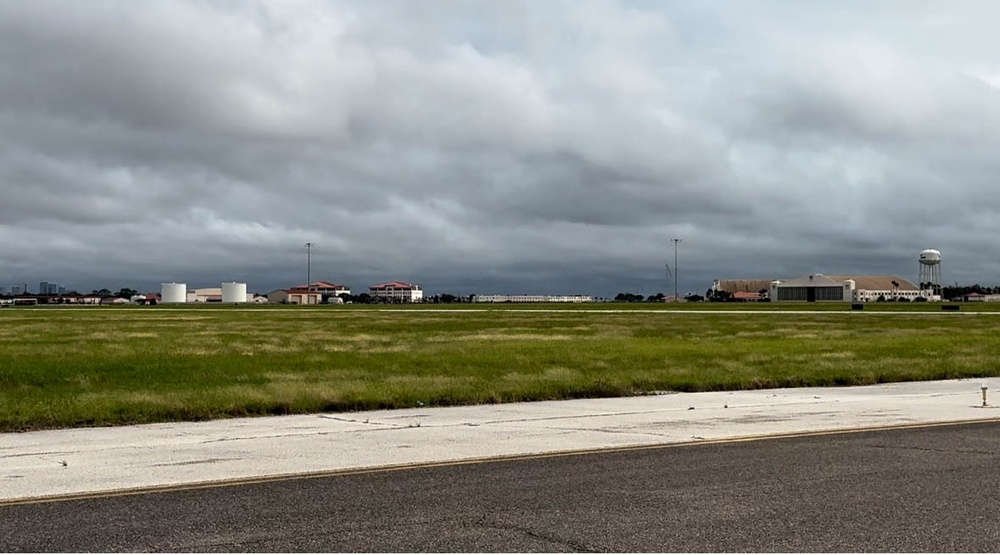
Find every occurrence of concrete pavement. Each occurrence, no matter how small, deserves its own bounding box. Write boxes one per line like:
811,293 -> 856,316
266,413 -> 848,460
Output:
3,378 -> 999,504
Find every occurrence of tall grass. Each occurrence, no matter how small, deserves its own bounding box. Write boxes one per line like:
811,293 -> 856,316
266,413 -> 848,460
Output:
1,305 -> 998,431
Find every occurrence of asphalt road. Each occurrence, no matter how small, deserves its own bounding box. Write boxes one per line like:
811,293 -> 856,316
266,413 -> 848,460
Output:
3,420 -> 1000,552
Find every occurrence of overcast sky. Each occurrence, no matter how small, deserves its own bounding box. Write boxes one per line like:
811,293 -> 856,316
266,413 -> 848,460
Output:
3,1 -> 1000,297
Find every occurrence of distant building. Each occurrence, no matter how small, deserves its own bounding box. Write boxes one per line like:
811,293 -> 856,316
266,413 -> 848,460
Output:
39,282 -> 61,295
130,293 -> 160,306
295,281 -> 351,298
731,291 -> 762,302
369,281 -> 423,303
770,274 -> 924,302
187,288 -> 222,303
956,292 -> 1000,302
184,285 -> 253,303
714,275 -> 928,303
268,288 -> 323,305
712,279 -> 773,296
10,286 -> 22,296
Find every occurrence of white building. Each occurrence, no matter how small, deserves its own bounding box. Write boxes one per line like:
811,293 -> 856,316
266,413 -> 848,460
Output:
369,281 -> 423,303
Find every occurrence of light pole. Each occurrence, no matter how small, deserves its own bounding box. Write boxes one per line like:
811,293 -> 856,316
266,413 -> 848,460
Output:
665,264 -> 671,300
305,242 -> 313,303
672,238 -> 681,302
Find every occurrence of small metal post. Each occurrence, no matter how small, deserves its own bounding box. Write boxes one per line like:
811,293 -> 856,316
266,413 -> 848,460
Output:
982,385 -> 989,407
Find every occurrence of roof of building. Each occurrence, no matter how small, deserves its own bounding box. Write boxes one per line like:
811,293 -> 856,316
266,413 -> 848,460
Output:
271,288 -> 322,295
772,274 -> 919,290
192,288 -> 222,296
719,274 -> 922,291
295,281 -> 347,289
715,279 -> 774,294
370,281 -> 420,290
824,275 -> 920,291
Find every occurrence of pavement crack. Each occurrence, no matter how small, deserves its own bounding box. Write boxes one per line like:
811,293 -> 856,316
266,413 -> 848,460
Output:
1,450 -> 75,460
149,457 -> 240,467
317,415 -> 387,426
473,518 -> 598,552
868,444 -> 997,456
544,426 -> 670,439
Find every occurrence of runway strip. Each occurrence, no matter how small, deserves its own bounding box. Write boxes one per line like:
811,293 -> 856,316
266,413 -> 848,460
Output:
3,378 -> 999,505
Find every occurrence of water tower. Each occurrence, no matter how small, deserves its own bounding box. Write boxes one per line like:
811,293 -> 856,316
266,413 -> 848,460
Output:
918,249 -> 942,297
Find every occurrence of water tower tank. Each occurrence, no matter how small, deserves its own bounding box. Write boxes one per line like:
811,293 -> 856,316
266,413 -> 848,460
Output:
221,282 -> 248,303
919,249 -> 942,265
161,283 -> 187,303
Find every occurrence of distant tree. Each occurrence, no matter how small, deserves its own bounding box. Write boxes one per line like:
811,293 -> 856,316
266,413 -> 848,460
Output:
685,294 -> 704,302
615,293 -> 626,302
92,288 -> 113,297
356,293 -> 373,304
914,296 -> 928,302
115,288 -> 138,299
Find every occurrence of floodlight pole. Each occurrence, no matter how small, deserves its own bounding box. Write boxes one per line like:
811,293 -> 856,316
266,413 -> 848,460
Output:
665,264 -> 671,299
672,238 -> 681,302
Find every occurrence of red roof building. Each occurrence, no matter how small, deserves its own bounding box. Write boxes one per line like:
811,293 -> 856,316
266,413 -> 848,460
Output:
368,281 -> 423,303
294,281 -> 351,296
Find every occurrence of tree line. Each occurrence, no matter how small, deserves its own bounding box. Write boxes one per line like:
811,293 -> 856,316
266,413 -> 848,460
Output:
613,292 -> 705,302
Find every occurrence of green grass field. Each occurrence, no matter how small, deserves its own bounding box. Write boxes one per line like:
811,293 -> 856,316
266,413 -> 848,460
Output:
2,303 -> 999,432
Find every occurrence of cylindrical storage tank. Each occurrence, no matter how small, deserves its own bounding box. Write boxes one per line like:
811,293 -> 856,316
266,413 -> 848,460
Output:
161,283 -> 187,303
221,282 -> 247,303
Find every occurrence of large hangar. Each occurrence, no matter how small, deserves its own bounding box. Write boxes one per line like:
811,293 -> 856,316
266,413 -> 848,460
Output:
769,274 -> 923,302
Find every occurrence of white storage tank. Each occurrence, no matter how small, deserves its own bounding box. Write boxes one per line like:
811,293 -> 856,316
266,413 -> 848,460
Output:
161,283 -> 187,303
221,282 -> 248,303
